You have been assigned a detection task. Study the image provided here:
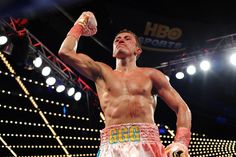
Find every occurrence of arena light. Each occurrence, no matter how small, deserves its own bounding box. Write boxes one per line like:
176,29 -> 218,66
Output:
67,87 -> 75,96
33,56 -> 43,68
0,25 -> 8,46
0,36 -> 8,45
41,66 -> 51,76
175,72 -> 184,79
46,77 -> 56,86
186,65 -> 196,75
74,91 -> 82,101
230,53 -> 236,66
200,60 -> 211,71
56,85 -> 65,93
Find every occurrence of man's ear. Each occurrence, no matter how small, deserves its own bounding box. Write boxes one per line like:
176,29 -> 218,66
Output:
135,47 -> 142,56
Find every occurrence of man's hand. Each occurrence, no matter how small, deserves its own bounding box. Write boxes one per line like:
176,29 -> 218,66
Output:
165,142 -> 190,157
75,11 -> 97,36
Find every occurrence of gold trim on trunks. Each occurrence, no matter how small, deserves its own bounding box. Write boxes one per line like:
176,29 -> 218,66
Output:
109,125 -> 141,144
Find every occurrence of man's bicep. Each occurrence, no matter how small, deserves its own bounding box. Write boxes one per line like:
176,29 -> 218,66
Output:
158,86 -> 181,112
151,69 -> 172,96
59,52 -> 103,81
152,71 -> 181,112
72,54 -> 104,81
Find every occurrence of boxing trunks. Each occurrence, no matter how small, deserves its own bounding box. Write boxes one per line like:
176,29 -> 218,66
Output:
97,123 -> 167,157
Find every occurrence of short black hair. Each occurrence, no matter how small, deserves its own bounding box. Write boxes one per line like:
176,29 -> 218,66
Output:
115,29 -> 142,48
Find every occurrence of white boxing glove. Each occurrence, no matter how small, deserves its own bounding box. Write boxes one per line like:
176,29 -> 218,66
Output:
75,11 -> 97,36
165,142 -> 190,157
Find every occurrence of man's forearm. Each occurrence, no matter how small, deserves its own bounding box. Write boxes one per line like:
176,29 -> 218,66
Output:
175,102 -> 192,147
59,24 -> 82,55
67,23 -> 83,40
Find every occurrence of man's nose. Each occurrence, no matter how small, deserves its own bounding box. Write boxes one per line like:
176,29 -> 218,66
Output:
118,38 -> 125,43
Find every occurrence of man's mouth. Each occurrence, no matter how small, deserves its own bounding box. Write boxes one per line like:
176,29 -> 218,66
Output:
116,44 -> 125,49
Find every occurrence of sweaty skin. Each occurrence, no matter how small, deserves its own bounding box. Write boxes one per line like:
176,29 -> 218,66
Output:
59,31 -> 191,129
96,66 -> 156,126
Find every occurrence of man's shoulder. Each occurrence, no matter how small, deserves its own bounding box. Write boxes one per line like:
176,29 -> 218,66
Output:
96,61 -> 113,70
138,67 -> 166,80
138,67 -> 162,73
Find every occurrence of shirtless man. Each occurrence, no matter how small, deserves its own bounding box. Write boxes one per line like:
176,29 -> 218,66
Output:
58,11 -> 191,157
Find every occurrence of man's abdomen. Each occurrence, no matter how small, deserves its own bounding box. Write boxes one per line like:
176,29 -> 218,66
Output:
103,95 -> 155,126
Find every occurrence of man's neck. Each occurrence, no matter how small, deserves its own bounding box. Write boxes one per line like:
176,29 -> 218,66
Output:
115,58 -> 137,72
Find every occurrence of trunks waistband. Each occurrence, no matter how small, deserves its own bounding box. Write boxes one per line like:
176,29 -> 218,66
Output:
100,123 -> 161,145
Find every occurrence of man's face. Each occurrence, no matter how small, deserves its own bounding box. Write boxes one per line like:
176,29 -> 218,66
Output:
113,32 -> 140,59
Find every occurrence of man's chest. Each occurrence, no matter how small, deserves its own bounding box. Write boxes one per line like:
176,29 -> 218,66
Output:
106,72 -> 153,95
